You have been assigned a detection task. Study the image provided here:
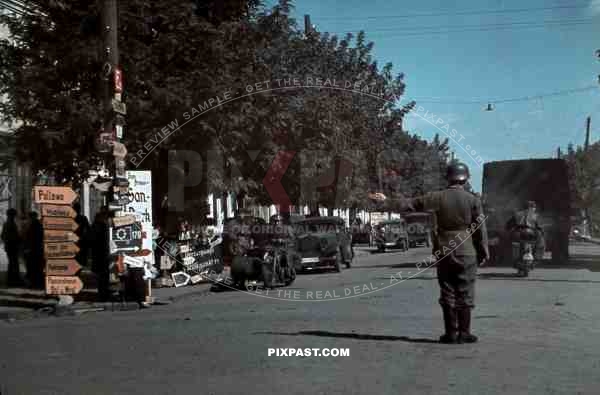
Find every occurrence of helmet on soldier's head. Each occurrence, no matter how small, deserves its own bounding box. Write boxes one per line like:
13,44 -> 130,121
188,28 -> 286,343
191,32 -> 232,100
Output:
446,161 -> 470,183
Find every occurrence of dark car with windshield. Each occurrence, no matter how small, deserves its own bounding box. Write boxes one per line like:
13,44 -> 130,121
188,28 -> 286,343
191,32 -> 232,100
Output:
290,217 -> 353,272
374,219 -> 409,252
403,212 -> 433,248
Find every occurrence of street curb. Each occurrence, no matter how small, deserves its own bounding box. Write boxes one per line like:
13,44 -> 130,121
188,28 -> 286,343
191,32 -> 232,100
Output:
0,297 -> 57,310
159,284 -> 213,303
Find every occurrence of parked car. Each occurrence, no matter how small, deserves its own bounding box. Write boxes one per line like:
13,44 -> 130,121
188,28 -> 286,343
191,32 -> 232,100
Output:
290,216 -> 353,272
374,219 -> 409,252
403,212 -> 433,248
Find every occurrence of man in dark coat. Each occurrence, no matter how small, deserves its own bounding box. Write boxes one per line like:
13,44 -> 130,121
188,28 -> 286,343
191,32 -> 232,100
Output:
91,208 -> 111,301
370,161 -> 489,344
25,211 -> 45,289
74,202 -> 90,268
2,208 -> 22,287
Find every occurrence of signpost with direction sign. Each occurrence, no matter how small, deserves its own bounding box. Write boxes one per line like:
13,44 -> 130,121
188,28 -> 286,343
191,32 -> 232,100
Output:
35,185 -> 82,296
46,276 -> 84,295
43,230 -> 78,243
46,259 -> 82,276
42,217 -> 78,231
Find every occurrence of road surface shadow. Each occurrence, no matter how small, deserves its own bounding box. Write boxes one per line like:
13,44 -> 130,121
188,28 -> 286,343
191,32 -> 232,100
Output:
477,273 -> 600,283
478,273 -> 523,279
256,330 -> 440,344
354,262 -> 433,270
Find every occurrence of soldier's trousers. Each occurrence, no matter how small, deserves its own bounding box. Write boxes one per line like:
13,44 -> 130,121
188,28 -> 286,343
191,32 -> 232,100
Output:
437,253 -> 477,309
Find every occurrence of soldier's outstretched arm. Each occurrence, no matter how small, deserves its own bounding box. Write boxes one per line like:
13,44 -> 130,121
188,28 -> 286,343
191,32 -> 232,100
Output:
368,192 -> 438,212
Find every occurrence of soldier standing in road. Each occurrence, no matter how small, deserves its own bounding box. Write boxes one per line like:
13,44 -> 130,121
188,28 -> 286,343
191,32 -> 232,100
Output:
369,161 -> 489,344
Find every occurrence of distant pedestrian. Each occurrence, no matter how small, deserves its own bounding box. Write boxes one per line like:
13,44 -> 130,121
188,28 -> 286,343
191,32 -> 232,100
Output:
24,211 -> 45,289
2,208 -> 22,287
91,208 -> 111,302
73,202 -> 90,267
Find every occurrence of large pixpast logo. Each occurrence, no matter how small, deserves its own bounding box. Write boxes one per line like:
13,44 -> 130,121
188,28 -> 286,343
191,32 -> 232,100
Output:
134,76 -> 487,301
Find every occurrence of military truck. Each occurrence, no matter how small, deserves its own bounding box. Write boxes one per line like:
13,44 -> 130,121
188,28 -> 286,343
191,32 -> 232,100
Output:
482,159 -> 571,265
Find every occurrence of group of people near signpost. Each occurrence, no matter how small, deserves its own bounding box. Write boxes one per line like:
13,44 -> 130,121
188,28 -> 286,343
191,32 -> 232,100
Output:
2,208 -> 48,289
0,202 -> 114,294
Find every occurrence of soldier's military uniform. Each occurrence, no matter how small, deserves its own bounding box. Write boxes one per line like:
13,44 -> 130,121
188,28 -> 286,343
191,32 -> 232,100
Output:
380,162 -> 489,344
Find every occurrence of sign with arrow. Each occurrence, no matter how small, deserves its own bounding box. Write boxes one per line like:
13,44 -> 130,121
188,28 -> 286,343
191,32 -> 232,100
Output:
45,242 -> 80,259
45,276 -> 84,295
36,184 -> 83,296
44,230 -> 78,243
41,204 -> 77,219
42,217 -> 78,232
112,215 -> 136,227
34,186 -> 78,205
46,259 -> 82,276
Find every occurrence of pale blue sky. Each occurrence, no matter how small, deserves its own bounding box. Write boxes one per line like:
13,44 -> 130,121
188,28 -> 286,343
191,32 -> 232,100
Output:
265,0 -> 600,191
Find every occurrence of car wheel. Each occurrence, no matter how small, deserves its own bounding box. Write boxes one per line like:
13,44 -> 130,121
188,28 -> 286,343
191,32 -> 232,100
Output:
284,265 -> 296,286
334,250 -> 342,272
262,263 -> 274,289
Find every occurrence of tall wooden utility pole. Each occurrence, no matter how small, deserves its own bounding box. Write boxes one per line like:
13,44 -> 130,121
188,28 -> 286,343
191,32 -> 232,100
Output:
304,14 -> 311,36
100,0 -> 127,207
585,116 -> 591,151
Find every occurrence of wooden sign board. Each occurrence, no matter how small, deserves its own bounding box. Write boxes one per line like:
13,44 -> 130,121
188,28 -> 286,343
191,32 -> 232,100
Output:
46,259 -> 82,276
34,186 -> 78,205
44,229 -> 78,243
112,215 -> 136,227
42,217 -> 78,232
46,276 -> 83,295
41,204 -> 77,218
112,141 -> 127,158
45,242 -> 79,259
122,255 -> 144,268
111,99 -> 127,115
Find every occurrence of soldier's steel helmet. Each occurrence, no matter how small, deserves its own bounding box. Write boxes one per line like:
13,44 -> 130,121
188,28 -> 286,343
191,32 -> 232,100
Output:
446,161 -> 470,182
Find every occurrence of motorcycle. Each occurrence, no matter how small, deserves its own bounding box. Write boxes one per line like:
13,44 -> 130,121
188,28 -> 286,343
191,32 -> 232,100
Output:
230,238 -> 296,290
511,225 -> 538,277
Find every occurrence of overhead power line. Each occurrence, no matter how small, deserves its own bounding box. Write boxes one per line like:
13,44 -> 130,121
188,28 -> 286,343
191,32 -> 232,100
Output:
332,17 -> 594,34
317,3 -> 592,21
407,86 -> 598,105
327,20 -> 594,38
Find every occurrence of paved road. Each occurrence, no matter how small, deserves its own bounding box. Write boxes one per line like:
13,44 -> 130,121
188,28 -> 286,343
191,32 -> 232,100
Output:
2,245 -> 600,394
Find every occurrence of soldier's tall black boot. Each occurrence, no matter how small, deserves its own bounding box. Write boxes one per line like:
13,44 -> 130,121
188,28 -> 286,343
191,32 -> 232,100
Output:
439,306 -> 458,344
457,307 -> 478,343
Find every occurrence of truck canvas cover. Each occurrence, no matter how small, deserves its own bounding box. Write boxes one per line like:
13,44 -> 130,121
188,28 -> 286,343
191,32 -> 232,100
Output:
482,159 -> 571,215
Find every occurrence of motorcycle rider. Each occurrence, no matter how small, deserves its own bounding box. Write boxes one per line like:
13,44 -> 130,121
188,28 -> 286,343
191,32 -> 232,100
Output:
506,201 -> 544,260
369,161 -> 489,344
